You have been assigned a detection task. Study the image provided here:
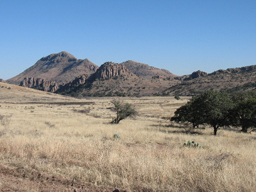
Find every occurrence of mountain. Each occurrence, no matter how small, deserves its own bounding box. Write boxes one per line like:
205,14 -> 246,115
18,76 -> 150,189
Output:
9,51 -> 256,97
121,60 -> 176,79
163,65 -> 256,96
7,51 -> 99,84
0,79 -> 4,82
7,52 -> 178,96
56,62 -> 177,97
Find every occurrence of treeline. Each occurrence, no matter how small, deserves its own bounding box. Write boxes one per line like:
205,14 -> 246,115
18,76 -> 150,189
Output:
171,90 -> 256,135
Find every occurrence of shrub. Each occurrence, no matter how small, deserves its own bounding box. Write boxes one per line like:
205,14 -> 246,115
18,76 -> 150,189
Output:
174,95 -> 180,100
111,99 -> 137,124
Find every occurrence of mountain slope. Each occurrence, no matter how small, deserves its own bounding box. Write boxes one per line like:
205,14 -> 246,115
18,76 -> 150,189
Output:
121,60 -> 177,79
0,81 -> 72,103
163,65 -> 256,96
56,62 -> 177,97
7,51 -> 99,84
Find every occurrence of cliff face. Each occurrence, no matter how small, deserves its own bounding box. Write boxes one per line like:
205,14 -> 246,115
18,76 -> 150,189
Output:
89,62 -> 135,81
19,77 -> 59,92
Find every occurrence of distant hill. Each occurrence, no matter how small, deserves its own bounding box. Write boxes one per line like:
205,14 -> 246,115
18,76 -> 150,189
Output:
163,65 -> 256,96
7,51 -> 256,97
56,62 -> 177,97
7,51 -> 178,96
121,60 -> 177,79
7,51 -> 99,84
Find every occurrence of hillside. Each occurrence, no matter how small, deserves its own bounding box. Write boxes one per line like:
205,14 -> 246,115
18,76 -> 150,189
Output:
56,62 -> 179,97
0,81 -> 74,103
164,65 -> 256,95
7,51 -> 256,97
121,60 -> 177,79
7,51 -> 99,84
7,52 -> 179,96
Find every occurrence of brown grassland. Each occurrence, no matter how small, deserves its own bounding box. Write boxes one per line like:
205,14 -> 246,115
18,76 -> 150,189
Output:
0,82 -> 255,191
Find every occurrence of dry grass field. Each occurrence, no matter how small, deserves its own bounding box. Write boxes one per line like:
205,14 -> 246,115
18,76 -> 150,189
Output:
0,82 -> 255,191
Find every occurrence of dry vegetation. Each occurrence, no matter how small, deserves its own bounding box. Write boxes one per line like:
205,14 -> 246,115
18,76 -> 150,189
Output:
0,82 -> 255,191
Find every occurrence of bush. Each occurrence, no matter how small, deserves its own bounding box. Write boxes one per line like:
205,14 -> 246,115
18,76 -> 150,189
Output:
111,99 -> 137,124
174,95 -> 180,100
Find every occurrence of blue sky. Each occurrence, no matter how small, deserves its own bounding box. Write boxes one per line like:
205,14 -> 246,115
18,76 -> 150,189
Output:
1,0 -> 256,80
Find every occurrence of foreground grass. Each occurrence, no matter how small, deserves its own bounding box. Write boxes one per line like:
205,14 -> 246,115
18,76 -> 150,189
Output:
0,97 -> 255,191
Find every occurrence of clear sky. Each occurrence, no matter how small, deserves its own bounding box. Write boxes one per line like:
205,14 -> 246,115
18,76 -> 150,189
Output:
1,0 -> 256,80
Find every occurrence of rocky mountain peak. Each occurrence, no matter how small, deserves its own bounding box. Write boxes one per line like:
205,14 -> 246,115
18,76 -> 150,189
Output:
40,51 -> 77,66
7,51 -> 98,84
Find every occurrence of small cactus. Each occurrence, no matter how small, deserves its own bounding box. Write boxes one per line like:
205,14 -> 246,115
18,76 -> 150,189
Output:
184,141 -> 202,148
113,134 -> 120,140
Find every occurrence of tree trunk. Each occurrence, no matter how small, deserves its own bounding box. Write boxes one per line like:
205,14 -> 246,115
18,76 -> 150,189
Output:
214,126 -> 218,136
111,118 -> 120,124
241,126 -> 248,133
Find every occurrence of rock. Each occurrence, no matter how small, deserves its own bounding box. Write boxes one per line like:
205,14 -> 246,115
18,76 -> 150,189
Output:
20,77 -> 59,92
89,62 -> 135,81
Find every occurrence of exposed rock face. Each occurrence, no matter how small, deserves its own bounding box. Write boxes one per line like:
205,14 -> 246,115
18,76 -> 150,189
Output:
184,70 -> 208,80
56,74 -> 89,94
89,62 -> 135,81
175,70 -> 208,81
0,79 -> 4,82
20,77 -> 59,92
68,74 -> 88,86
7,51 -> 99,84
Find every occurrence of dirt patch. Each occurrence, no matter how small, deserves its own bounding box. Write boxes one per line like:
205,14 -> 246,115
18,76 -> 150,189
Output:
5,102 -> 95,105
0,165 -> 126,191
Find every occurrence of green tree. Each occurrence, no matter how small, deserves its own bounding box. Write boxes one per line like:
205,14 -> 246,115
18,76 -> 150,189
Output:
193,91 -> 233,135
230,90 -> 256,103
171,91 -> 233,135
171,100 -> 201,128
111,99 -> 137,124
229,98 -> 256,133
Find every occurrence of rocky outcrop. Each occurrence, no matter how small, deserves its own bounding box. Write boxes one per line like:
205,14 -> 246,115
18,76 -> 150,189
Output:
68,74 -> 89,86
89,62 -> 135,81
176,70 -> 208,81
0,79 -> 4,82
20,77 -> 59,92
55,74 -> 89,94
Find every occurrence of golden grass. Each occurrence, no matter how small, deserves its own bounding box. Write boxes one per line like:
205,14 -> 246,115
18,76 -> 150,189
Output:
0,90 -> 255,191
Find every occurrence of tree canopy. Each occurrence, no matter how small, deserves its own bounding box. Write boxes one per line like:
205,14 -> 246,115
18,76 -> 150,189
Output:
229,98 -> 256,133
171,91 -> 234,135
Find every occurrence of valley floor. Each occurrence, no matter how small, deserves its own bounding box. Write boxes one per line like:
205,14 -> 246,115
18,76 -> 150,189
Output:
0,87 -> 255,191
